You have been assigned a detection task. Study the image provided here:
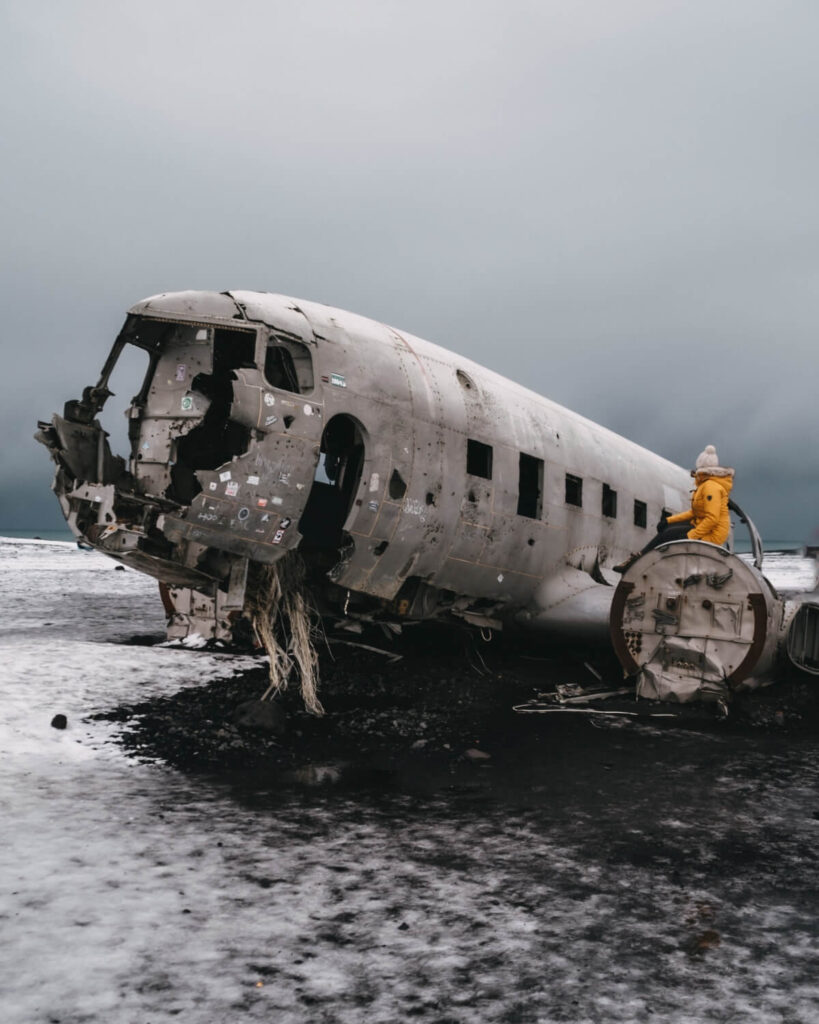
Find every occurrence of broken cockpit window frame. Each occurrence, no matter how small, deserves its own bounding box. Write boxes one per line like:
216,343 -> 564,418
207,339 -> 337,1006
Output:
264,334 -> 315,395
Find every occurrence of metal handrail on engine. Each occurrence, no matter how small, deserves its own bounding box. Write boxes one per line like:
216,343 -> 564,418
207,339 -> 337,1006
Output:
729,499 -> 764,570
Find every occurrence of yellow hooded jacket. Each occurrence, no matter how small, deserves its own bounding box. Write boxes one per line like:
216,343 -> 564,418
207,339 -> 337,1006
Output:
666,472 -> 734,545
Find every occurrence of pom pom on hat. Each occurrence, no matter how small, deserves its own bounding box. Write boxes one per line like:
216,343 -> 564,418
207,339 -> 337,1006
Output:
695,445 -> 720,470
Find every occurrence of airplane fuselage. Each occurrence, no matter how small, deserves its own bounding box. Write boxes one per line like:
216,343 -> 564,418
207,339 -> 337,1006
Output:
39,290 -> 693,640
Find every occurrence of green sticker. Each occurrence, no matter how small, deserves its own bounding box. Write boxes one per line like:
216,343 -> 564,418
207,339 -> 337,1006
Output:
181,395 -> 193,412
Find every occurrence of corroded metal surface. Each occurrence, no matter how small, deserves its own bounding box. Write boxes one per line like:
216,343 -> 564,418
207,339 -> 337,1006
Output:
610,540 -> 782,702
33,290 -> 717,649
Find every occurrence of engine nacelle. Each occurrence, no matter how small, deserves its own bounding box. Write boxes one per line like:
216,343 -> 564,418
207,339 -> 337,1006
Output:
609,540 -> 782,702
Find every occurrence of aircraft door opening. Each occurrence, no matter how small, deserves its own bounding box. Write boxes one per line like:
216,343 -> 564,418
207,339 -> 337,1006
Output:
299,415 -> 366,554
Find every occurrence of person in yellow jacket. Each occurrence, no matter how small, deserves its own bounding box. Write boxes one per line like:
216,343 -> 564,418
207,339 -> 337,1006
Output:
613,445 -> 734,572
664,444 -> 734,544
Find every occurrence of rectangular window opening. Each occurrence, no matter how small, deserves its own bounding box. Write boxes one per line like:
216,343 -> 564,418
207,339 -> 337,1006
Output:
602,483 -> 617,518
517,453 -> 543,519
466,439 -> 493,479
565,473 -> 583,507
264,334 -> 314,394
634,499 -> 647,528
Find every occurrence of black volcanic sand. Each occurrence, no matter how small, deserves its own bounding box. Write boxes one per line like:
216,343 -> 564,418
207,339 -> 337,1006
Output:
91,626 -> 819,775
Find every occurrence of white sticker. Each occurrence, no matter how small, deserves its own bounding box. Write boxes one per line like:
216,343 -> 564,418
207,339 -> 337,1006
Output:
497,574 -> 504,583
303,404 -> 312,416
369,472 -> 380,492
271,496 -> 284,506
175,364 -> 186,382
272,529 -> 285,545
247,475 -> 260,486
209,482 -> 217,491
263,393 -> 276,406
219,471 -> 232,482
265,415 -> 278,426
225,481 -> 239,497
330,373 -> 346,388
261,513 -> 270,523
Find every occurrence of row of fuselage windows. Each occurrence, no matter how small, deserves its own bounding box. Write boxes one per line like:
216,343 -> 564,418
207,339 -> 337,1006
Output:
466,439 -> 649,527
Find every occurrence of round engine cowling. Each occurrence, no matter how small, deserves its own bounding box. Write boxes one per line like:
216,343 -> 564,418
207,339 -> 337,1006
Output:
609,540 -> 781,702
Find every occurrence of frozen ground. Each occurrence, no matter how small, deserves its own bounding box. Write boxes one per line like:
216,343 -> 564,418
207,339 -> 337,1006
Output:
2,538 -> 819,1024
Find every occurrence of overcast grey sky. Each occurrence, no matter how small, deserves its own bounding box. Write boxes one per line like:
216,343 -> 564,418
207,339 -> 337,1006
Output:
1,0 -> 817,540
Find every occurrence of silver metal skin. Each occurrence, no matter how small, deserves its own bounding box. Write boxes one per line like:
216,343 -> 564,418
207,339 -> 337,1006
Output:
33,289 -> 717,652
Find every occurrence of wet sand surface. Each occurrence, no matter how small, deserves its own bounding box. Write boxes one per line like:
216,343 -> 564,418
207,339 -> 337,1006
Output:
2,538 -> 819,1024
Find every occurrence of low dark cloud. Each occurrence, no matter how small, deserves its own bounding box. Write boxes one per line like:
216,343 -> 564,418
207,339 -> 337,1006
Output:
2,0 -> 817,540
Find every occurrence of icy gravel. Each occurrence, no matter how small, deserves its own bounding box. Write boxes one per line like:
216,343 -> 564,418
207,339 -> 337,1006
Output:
3,538 -> 819,1024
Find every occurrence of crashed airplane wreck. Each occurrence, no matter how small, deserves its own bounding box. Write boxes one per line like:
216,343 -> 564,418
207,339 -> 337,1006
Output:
37,290 -> 819,709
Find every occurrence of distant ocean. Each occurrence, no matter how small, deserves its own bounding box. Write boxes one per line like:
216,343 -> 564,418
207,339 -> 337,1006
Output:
0,528 -> 805,553
1,529 -> 75,542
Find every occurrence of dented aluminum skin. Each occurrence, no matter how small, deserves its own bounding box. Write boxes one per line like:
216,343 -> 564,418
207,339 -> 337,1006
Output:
38,289 -> 813,686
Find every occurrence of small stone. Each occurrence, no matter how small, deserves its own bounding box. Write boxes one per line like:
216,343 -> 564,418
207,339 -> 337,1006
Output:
234,699 -> 286,735
51,714 -> 67,730
687,930 -> 721,955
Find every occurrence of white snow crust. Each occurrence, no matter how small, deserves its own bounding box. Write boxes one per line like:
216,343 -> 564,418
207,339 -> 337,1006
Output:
2,538 -> 819,1024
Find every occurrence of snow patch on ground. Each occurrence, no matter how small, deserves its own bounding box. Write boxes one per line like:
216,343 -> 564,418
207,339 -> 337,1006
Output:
3,538 -> 819,1023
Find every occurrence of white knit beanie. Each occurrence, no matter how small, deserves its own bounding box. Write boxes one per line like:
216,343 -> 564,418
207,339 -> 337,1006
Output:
695,445 -> 720,470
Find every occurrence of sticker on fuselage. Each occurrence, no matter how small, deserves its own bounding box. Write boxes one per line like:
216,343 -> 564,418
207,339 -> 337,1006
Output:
225,481 -> 239,497
272,529 -> 285,544
330,373 -> 346,388
175,364 -> 186,382
247,475 -> 260,486
219,471 -> 232,482
264,393 -> 276,406
181,395 -> 193,412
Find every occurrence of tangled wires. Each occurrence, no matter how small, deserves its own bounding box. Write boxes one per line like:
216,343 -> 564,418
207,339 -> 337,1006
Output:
246,552 -> 324,716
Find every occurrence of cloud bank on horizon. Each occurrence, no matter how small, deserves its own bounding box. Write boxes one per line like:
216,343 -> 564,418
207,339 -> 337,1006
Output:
1,0 -> 817,539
